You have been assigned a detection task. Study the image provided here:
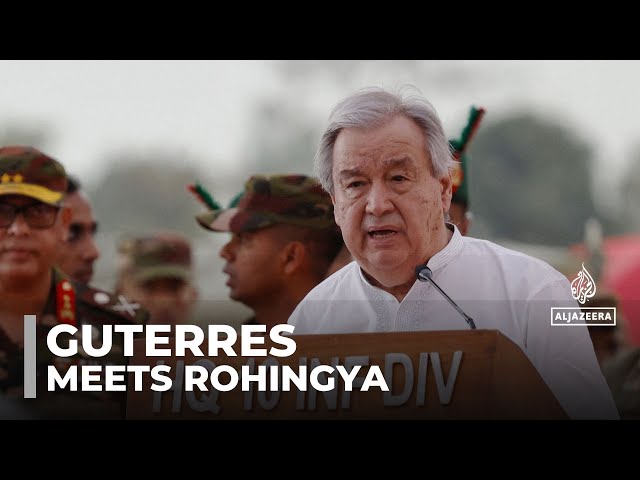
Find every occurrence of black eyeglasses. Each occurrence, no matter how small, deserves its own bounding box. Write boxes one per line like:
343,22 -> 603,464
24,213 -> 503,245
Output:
0,203 -> 60,229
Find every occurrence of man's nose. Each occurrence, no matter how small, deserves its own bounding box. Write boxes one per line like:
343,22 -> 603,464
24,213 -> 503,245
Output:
365,182 -> 394,217
6,212 -> 31,235
83,237 -> 100,261
219,238 -> 237,261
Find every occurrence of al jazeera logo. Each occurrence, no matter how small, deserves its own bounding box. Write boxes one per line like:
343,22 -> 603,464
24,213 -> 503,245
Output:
551,263 -> 616,326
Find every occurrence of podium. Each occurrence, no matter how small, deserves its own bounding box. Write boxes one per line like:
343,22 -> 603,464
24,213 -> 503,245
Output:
126,329 -> 568,420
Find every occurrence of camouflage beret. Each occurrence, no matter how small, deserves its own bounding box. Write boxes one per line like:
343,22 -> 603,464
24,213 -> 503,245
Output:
0,146 -> 67,206
196,174 -> 336,234
117,232 -> 192,284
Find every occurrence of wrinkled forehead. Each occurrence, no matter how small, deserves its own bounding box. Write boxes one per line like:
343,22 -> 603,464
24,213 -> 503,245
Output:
334,155 -> 426,185
334,115 -> 426,152
333,122 -> 430,176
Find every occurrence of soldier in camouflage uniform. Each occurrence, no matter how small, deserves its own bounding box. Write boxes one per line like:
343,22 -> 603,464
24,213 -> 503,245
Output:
192,174 -> 343,329
448,106 -> 485,236
115,232 -> 198,325
0,146 -> 147,419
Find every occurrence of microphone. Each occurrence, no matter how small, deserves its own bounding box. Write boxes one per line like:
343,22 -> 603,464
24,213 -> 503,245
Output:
414,264 -> 477,330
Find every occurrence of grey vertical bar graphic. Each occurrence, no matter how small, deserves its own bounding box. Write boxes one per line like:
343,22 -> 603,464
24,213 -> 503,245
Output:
23,315 -> 37,398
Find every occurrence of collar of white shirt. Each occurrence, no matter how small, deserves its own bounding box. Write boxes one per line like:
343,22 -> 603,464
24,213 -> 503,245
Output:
428,223 -> 464,273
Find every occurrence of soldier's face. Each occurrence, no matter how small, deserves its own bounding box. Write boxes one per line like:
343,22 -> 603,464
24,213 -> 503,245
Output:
0,195 -> 71,283
219,227 -> 287,308
57,192 -> 99,284
118,276 -> 197,325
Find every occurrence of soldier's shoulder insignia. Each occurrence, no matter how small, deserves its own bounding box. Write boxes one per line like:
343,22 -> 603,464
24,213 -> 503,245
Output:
76,284 -> 149,325
55,278 -> 77,326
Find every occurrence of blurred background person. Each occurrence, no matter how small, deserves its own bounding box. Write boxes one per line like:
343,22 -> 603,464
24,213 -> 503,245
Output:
115,232 -> 198,325
56,175 -> 99,284
192,174 -> 343,330
587,292 -> 622,366
448,106 -> 485,236
568,218 -> 624,367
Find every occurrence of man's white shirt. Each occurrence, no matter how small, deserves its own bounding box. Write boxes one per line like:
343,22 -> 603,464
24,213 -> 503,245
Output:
289,226 -> 619,419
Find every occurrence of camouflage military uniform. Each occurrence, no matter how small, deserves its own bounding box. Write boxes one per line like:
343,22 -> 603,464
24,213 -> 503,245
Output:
195,174 -> 338,234
192,174 -> 343,326
447,107 -> 486,236
117,233 -> 193,284
0,268 -> 148,419
115,232 -> 197,326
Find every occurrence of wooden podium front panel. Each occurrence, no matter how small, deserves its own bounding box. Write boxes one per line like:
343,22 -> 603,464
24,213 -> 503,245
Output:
126,330 -> 566,420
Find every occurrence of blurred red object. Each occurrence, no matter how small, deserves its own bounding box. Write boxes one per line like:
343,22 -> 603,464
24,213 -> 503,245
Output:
571,234 -> 640,345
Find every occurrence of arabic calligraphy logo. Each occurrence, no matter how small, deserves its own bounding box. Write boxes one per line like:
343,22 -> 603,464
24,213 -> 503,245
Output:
571,263 -> 596,305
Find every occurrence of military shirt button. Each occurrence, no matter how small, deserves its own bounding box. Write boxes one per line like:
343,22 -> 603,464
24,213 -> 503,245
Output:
94,292 -> 110,305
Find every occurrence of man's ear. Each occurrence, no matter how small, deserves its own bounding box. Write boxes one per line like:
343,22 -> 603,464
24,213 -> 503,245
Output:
281,241 -> 306,276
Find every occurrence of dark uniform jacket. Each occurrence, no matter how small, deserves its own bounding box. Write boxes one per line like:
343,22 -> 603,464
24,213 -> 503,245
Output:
0,269 -> 148,419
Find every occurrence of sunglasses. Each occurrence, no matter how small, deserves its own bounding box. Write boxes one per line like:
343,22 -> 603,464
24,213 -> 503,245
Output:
0,202 -> 60,229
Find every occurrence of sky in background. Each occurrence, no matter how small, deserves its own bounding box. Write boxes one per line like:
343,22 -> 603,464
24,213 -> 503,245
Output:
0,60 -> 279,183
1,60 -> 639,191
